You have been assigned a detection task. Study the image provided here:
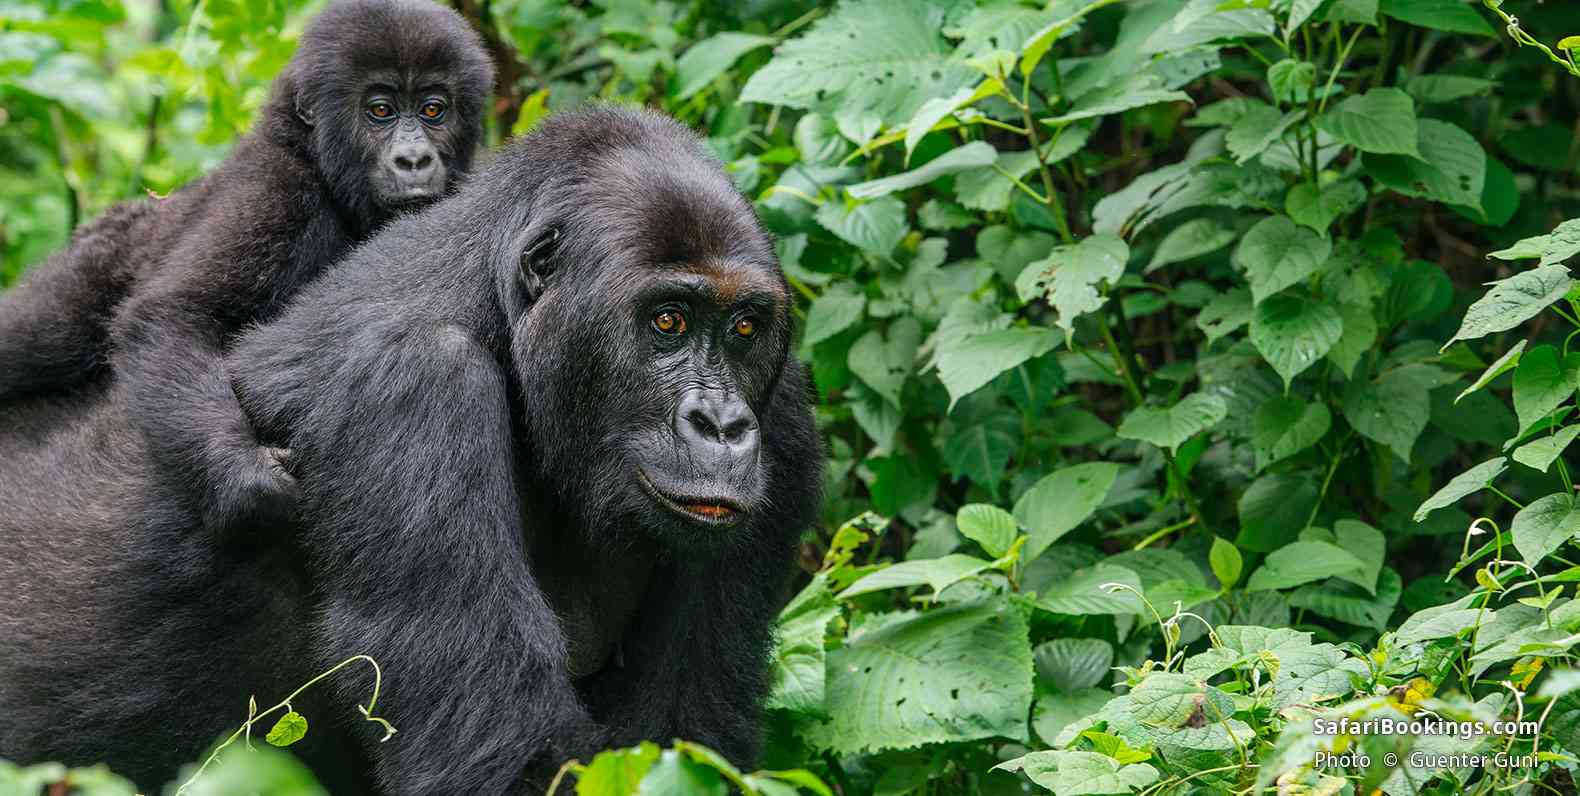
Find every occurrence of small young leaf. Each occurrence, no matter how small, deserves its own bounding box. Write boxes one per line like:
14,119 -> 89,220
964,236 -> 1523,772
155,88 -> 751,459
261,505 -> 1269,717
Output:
1209,537 -> 1243,589
1457,340 -> 1527,403
265,711 -> 308,747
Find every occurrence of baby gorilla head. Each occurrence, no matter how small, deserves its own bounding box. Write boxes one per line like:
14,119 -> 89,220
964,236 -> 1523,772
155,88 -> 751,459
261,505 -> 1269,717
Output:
500,108 -> 803,545
281,0 -> 493,222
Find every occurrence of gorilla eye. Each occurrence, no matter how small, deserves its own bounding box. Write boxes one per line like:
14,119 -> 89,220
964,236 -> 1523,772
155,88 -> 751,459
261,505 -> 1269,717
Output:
367,100 -> 396,121
733,316 -> 757,338
653,310 -> 687,335
419,99 -> 446,123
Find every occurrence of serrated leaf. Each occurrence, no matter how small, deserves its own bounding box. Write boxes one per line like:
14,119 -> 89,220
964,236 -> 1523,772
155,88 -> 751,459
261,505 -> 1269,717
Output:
840,554 -> 995,599
1512,494 -> 1580,564
956,504 -> 1019,558
943,417 -> 1019,489
1226,103 -> 1304,164
1414,457 -> 1507,522
1237,215 -> 1333,304
847,141 -> 997,199
1013,462 -> 1121,561
936,326 -> 1062,408
767,575 -> 839,714
1116,392 -> 1228,453
1251,396 -> 1331,470
1315,88 -> 1418,156
1513,427 -> 1580,474
1269,58 -> 1317,102
1044,72 -> 1190,124
1290,567 -> 1402,630
1019,234 -> 1130,338
903,80 -> 1003,161
1446,266 -> 1574,347
801,286 -> 865,350
1250,293 -> 1345,388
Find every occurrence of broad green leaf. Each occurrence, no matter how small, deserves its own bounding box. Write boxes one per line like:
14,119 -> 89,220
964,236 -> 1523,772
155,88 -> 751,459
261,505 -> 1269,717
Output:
1146,217 -> 1236,273
1197,288 -> 1253,343
1246,541 -> 1366,591
1343,364 -> 1441,463
850,319 -> 922,410
943,416 -> 1019,488
767,575 -> 839,714
1018,234 -> 1130,338
1414,457 -> 1507,522
1512,345 -> 1580,436
1406,74 -> 1496,104
1512,494 -> 1580,564
1014,462 -> 1121,561
1251,395 -> 1331,470
847,141 -> 997,199
1329,520 -> 1386,593
1325,302 -> 1377,378
1446,265 -> 1574,348
581,742 -> 663,794
1489,219 -> 1580,266
956,504 -> 1019,558
1210,537 -> 1243,589
1031,688 -> 1113,747
794,113 -> 851,165
1513,427 -> 1580,474
1034,638 -> 1114,692
672,33 -> 775,101
1365,119 -> 1486,210
1237,215 -> 1333,303
918,199 -> 976,230
839,554 -> 994,599
1039,751 -> 1160,795
265,711 -> 308,747
801,286 -> 865,350
815,196 -> 909,255
1323,0 -> 1378,23
1379,0 -> 1494,36
903,80 -> 1003,161
1037,564 -> 1145,615
804,598 -> 1033,753
936,327 -> 1062,408
1225,104 -> 1304,164
639,749 -> 726,795
740,0 -> 978,127
1250,293 -> 1345,388
1044,72 -> 1190,124
1290,567 -> 1402,630
979,225 -> 1057,284
1116,392 -> 1228,453
1315,88 -> 1418,156
1237,472 -> 1319,552
1457,340 -> 1526,402
1285,180 -> 1366,234
1268,58 -> 1316,103
955,129 -> 1091,212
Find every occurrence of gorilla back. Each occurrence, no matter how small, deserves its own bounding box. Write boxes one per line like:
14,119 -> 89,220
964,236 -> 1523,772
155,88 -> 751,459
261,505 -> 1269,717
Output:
0,106 -> 822,794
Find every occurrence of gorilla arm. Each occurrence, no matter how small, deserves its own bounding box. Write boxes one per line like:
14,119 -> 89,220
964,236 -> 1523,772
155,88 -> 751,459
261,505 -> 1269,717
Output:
231,317 -> 602,794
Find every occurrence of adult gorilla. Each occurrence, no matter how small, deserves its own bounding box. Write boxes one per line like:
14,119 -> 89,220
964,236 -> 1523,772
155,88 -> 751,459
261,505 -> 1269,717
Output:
0,106 -> 822,793
0,0 -> 491,534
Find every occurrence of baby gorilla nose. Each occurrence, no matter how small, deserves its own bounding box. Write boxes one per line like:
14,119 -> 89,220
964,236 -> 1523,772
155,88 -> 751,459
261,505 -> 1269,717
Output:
676,389 -> 759,458
380,130 -> 445,206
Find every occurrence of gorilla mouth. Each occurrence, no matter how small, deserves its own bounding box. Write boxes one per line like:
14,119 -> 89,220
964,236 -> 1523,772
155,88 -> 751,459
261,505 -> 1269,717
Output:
636,470 -> 745,527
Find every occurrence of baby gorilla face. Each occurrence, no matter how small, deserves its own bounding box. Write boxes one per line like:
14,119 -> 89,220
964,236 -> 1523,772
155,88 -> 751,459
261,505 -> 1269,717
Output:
359,79 -> 455,210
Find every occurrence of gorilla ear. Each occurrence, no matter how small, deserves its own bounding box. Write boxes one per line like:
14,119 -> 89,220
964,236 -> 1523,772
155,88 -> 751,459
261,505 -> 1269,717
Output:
294,94 -> 315,128
518,228 -> 560,299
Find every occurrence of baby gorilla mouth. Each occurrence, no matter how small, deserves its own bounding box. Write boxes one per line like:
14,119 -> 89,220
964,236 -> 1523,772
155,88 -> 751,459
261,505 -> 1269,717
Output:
637,470 -> 745,527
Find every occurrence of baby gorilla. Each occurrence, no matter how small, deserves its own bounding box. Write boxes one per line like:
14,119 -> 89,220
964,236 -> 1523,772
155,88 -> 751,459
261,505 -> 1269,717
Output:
0,0 -> 491,534
227,105 -> 823,792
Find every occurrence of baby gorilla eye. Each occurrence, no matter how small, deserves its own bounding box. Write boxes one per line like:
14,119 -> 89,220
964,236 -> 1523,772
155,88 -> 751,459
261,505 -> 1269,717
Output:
733,316 -> 756,338
652,309 -> 687,335
367,100 -> 396,121
419,99 -> 446,122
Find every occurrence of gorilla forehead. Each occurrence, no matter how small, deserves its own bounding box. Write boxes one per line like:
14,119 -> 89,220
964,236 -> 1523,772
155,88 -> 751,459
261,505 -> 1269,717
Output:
294,0 -> 492,97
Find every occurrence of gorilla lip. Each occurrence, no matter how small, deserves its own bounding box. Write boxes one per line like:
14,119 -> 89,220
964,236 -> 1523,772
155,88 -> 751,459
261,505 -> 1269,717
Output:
636,470 -> 744,527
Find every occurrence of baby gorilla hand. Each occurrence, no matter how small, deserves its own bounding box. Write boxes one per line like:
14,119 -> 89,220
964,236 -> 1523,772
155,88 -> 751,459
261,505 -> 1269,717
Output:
204,443 -> 299,534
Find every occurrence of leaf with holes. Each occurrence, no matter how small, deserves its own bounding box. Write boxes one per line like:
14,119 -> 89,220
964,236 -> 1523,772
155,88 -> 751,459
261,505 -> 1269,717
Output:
1365,119 -> 1486,210
1018,234 -> 1130,338
1197,288 -> 1253,344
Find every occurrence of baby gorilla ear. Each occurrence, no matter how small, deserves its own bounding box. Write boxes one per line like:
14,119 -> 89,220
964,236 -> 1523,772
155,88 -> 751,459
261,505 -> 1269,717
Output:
518,227 -> 560,299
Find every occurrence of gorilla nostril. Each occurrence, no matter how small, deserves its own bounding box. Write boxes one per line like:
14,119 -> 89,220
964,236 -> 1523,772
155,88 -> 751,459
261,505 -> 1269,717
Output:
393,150 -> 435,174
721,417 -> 756,444
686,408 -> 720,441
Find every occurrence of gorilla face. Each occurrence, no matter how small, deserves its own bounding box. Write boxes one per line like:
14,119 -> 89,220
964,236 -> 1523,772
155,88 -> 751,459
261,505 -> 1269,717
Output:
357,77 -> 457,209
506,131 -> 796,546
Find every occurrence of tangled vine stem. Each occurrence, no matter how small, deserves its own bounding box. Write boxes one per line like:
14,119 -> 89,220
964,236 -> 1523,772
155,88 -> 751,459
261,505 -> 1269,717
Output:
1481,1 -> 1580,77
174,654 -> 393,795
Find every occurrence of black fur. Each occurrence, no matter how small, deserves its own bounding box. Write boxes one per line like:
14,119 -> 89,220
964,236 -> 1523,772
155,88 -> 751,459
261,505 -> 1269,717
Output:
0,0 -> 491,535
0,106 -> 823,794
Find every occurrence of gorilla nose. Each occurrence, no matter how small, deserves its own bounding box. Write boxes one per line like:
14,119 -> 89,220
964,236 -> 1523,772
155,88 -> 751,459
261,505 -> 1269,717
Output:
389,142 -> 436,178
676,390 -> 759,460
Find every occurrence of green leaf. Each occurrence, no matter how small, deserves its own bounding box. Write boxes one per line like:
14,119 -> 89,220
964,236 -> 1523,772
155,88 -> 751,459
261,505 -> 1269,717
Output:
936,327 -> 1062,408
1512,494 -> 1580,564
1018,234 -> 1130,338
1250,293 -> 1345,388
1116,392 -> 1228,454
767,575 -> 840,714
1146,218 -> 1236,273
1343,364 -> 1441,463
1031,688 -> 1113,747
1379,0 -> 1495,36
1291,567 -> 1402,630
1251,395 -> 1331,470
580,742 -> 663,794
1285,180 -> 1366,234
1446,265 -> 1575,348
956,130 -> 1091,212
1315,88 -> 1418,156
1210,537 -> 1243,589
1513,427 -> 1580,474
840,554 -> 995,599
1326,302 -> 1377,378
1457,340 -> 1526,402
639,749 -> 726,796
801,286 -> 865,350
1197,288 -> 1253,344
1237,472 -> 1319,552
265,711 -> 308,747
943,415 -> 1020,488
1237,215 -> 1333,303
1013,462 -> 1122,561
918,198 -> 977,230
1268,58 -> 1317,103
1246,541 -> 1366,591
1044,72 -> 1190,124
1365,119 -> 1486,210
804,598 -> 1033,754
1330,520 -> 1386,593
1323,0 -> 1378,24
1512,345 -> 1580,436
1033,751 -> 1160,795
903,80 -> 1002,161
979,225 -> 1057,283
672,32 -> 775,101
1038,564 -> 1145,615
740,0 -> 978,127
1489,219 -> 1580,266
1225,104 -> 1305,164
816,196 -> 909,256
847,141 -> 997,199
1406,74 -> 1496,104
1034,638 -> 1114,692
848,317 -> 921,408
957,504 -> 1019,558
1414,457 -> 1507,522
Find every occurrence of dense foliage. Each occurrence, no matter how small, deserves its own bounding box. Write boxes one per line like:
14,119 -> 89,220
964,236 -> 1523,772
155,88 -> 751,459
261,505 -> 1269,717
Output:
5,0 -> 1580,794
